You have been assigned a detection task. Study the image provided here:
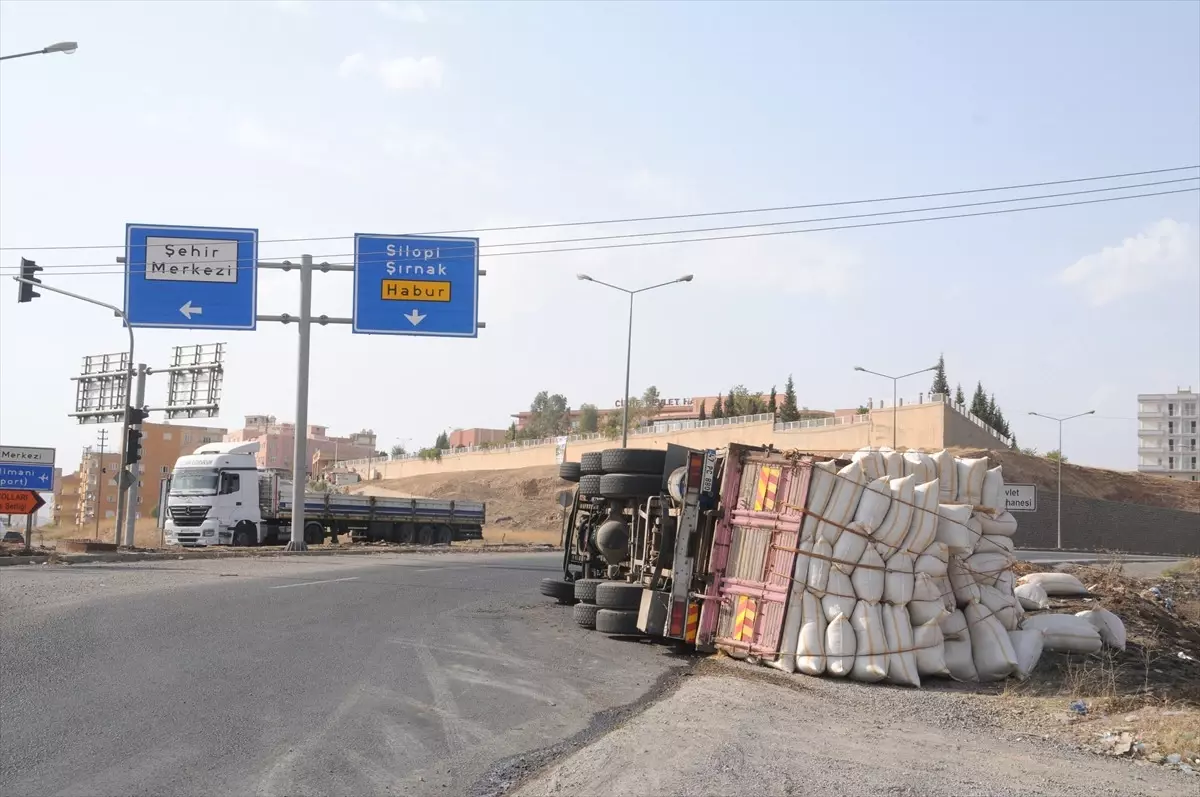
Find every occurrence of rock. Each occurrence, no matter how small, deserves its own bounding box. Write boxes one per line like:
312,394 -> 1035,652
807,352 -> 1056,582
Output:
1166,753 -> 1183,765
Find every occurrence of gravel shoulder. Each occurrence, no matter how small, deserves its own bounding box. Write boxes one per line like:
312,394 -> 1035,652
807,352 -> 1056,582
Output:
512,661 -> 1193,797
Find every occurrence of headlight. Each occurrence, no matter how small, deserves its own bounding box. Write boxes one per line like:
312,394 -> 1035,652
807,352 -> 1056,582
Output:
203,529 -> 215,537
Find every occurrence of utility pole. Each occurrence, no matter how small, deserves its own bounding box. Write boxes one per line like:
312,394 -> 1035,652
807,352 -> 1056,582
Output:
1027,410 -> 1095,549
94,430 -> 108,540
123,365 -> 149,547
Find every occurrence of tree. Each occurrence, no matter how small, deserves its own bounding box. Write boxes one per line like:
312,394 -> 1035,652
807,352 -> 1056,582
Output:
986,394 -> 999,427
1045,449 -> 1068,464
954,383 -> 965,407
375,450 -> 387,458
726,388 -> 737,417
697,400 -> 707,421
390,444 -> 407,458
970,382 -> 988,419
779,375 -> 801,423
578,404 -> 599,433
930,354 -> 950,397
434,431 -> 449,450
856,405 -> 870,415
505,421 -> 518,442
767,385 -> 778,415
524,391 -> 571,438
712,394 -> 724,419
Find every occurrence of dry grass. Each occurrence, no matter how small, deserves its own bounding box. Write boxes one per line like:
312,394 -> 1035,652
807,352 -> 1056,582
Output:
478,527 -> 560,546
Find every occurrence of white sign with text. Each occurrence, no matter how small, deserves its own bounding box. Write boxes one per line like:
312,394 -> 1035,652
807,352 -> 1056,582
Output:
1004,484 -> 1037,512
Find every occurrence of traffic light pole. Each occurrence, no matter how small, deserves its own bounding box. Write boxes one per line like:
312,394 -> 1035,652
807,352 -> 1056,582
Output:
121,364 -> 148,547
11,275 -> 136,545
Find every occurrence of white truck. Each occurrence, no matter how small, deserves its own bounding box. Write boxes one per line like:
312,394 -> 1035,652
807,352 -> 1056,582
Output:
160,442 -> 485,547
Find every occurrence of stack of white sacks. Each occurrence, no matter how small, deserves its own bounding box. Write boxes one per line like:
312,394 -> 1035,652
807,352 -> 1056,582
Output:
773,448 -> 1125,686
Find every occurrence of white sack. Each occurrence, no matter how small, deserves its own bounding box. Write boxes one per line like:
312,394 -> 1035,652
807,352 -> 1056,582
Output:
816,462 -> 867,544
981,465 -> 1004,512
976,533 -> 1015,554
903,450 -> 936,484
851,447 -> 886,481
935,504 -> 973,554
948,556 -> 981,607
1014,581 -> 1050,611
800,460 -> 839,544
955,456 -> 989,506
807,538 -> 834,595
851,545 -> 885,603
914,618 -> 949,678
884,450 -> 905,479
995,569 -> 1016,597
1020,614 -> 1103,654
825,612 -> 855,677
979,584 -> 1021,631
944,633 -> 978,682
797,591 -> 827,675
901,478 -> 940,555
874,474 -> 916,559
831,520 -> 873,575
940,608 -> 968,640
935,575 -> 957,612
1076,608 -> 1126,650
884,551 -> 916,605
964,550 -> 1013,588
853,476 -> 892,531
850,600 -> 889,683
822,567 -> 857,624
915,540 -> 949,577
792,536 -> 815,592
1009,628 -> 1044,680
932,450 -> 957,503
963,515 -> 983,556
884,604 -> 921,687
978,510 -> 1019,537
965,600 -> 1018,681
1017,572 -> 1089,597
909,598 -> 949,626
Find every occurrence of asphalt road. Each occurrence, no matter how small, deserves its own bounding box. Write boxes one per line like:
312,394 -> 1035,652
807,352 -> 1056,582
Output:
0,552 -> 686,796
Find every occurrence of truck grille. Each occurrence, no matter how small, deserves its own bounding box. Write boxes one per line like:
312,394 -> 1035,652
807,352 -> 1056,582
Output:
169,505 -> 209,527
175,531 -> 202,545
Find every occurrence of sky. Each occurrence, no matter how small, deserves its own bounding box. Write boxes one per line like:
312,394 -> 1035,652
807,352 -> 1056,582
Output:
0,0 -> 1198,477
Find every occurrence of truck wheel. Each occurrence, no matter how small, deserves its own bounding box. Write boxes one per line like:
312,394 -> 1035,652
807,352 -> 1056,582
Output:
601,448 -> 666,475
573,578 -> 602,603
436,525 -> 453,545
573,602 -> 599,629
232,522 -> 257,547
558,462 -> 582,482
398,523 -> 415,544
599,473 -> 661,499
417,525 -> 436,545
538,577 -> 576,604
595,582 -> 644,610
595,608 -> 641,636
579,452 -> 603,475
304,521 -> 324,545
578,474 -> 601,498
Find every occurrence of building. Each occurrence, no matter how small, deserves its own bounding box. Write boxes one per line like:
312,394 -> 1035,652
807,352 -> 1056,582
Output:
226,415 -> 377,475
53,471 -> 79,526
448,428 -> 509,448
1138,387 -> 1199,481
70,421 -> 228,532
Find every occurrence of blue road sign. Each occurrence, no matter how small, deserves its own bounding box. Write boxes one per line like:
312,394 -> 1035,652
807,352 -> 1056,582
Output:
353,234 -> 479,337
0,464 -> 54,491
125,224 -> 258,330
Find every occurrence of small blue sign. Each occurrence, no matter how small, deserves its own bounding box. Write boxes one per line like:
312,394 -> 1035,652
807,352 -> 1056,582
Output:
0,464 -> 54,491
353,234 -> 479,337
125,224 -> 258,330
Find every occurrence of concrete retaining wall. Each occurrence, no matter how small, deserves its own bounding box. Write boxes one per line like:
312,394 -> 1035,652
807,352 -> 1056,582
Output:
1011,491 -> 1199,557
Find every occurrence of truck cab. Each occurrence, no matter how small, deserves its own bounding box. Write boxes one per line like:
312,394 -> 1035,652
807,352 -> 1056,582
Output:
162,441 -> 264,547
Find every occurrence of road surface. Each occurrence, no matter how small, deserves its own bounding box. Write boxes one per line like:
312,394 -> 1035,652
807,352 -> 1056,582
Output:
0,552 -> 684,796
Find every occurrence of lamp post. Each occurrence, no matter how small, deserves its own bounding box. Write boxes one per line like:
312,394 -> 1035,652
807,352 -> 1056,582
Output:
577,273 -> 693,447
1027,410 -> 1095,549
853,364 -> 939,448
0,41 -> 78,62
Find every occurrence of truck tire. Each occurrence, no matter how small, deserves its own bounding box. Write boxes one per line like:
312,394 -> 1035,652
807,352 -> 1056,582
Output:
573,578 -> 602,603
417,525 -> 436,545
558,462 -> 582,482
601,448 -> 666,475
539,577 -> 576,604
579,452 -> 604,475
436,525 -> 453,545
232,522 -> 256,547
303,521 -> 324,545
595,581 -> 644,611
595,608 -> 641,636
599,473 -> 661,499
578,474 -> 601,498
573,602 -> 599,629
397,523 -> 415,544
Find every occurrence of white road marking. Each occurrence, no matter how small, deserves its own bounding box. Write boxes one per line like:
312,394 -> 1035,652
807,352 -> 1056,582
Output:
412,565 -> 478,573
268,576 -> 360,589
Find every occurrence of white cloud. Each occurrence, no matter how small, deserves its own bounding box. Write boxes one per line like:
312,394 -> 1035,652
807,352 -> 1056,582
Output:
273,0 -> 310,14
1059,218 -> 1198,306
377,56 -> 444,91
376,1 -> 428,22
337,53 -> 368,78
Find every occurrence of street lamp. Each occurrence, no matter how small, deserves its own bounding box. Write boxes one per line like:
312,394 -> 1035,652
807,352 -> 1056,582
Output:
577,273 -> 694,447
1027,410 -> 1095,549
853,364 -> 939,448
0,41 -> 79,62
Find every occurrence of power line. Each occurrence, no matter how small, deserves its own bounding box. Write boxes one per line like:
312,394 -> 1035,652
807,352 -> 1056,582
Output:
2,164 -> 1196,253
3,186 -> 1195,277
6,179 -> 1198,273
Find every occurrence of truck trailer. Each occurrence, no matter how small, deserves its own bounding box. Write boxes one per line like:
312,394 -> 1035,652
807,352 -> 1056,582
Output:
161,442 -> 485,547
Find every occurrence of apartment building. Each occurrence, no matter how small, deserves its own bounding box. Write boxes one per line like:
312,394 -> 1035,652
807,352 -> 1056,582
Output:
1138,387 -> 1199,481
226,415 -> 377,475
68,421 -> 228,531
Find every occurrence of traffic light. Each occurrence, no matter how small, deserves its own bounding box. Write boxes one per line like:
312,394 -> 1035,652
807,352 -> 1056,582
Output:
17,258 -> 42,303
123,407 -> 150,467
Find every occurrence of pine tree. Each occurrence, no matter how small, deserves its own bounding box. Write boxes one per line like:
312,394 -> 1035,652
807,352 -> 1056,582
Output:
435,430 -> 449,449
986,393 -> 999,426
698,401 -> 707,421
779,375 -> 800,422
930,354 -> 950,397
767,386 -> 778,415
970,382 -> 988,418
954,383 -> 965,406
712,394 -> 724,419
726,388 -> 737,417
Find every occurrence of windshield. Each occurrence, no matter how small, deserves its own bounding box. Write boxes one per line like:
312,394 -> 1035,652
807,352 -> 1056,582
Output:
170,468 -> 219,494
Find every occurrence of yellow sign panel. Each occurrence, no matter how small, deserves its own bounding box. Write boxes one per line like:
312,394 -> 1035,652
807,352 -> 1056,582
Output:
380,279 -> 452,303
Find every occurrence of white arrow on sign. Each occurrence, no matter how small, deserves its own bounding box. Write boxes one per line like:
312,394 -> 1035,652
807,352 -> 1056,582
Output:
405,309 -> 426,326
180,301 -> 204,320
